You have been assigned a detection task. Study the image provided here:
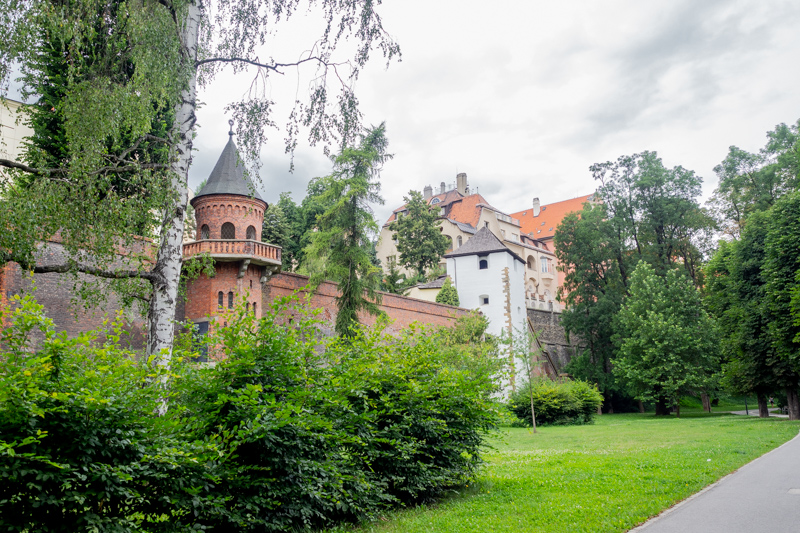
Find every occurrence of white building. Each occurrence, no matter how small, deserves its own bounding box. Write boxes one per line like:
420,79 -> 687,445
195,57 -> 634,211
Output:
0,98 -> 33,184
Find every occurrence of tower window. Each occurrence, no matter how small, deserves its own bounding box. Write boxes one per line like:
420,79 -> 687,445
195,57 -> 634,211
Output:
479,294 -> 489,305
228,291 -> 234,309
221,222 -> 236,239
218,291 -> 223,309
246,225 -> 256,240
200,224 -> 210,240
246,302 -> 250,312
253,302 -> 257,315
478,255 -> 488,270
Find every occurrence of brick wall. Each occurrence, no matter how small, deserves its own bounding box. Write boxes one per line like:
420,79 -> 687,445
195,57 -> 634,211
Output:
263,272 -> 471,336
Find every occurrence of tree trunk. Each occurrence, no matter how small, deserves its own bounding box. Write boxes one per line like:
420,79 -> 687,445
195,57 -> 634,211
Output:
529,393 -> 537,434
638,400 -> 645,414
757,394 -> 770,418
675,402 -> 680,418
700,393 -> 711,413
655,397 -> 670,416
146,3 -> 199,381
787,387 -> 800,421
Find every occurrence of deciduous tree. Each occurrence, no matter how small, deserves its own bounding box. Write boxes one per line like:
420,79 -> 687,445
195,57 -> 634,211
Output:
613,262 -> 719,415
0,0 -> 399,366
388,190 -> 449,278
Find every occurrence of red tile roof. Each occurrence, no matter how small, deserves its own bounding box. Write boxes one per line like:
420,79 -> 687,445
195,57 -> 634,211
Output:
510,194 -> 594,239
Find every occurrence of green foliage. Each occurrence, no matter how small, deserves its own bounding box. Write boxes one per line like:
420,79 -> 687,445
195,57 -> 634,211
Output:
613,262 -> 719,414
0,293 -> 212,532
763,192 -> 800,388
388,190 -> 450,278
709,119 -> 800,237
435,277 -> 459,306
261,202 -> 288,247
1,291 -> 501,531
508,379 -> 603,426
381,255 -> 408,294
305,123 -> 389,337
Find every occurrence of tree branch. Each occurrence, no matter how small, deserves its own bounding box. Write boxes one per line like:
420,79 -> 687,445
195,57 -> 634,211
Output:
195,55 -> 334,72
33,263 -> 158,283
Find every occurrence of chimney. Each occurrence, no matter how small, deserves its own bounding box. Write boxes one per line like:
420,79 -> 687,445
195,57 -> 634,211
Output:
423,185 -> 432,200
532,197 -> 540,217
456,173 -> 467,195
440,181 -> 446,194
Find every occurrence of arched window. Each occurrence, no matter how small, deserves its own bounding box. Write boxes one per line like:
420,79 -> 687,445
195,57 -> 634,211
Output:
527,255 -> 535,270
246,302 -> 250,313
227,291 -> 234,309
246,225 -> 256,240
221,222 -> 236,239
456,236 -> 463,248
478,255 -> 488,270
200,224 -> 210,240
217,291 -> 223,309
253,302 -> 257,315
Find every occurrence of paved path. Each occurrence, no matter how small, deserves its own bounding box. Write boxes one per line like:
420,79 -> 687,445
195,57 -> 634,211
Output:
631,430 -> 800,533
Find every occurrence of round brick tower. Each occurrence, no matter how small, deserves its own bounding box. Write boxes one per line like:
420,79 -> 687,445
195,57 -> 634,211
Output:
182,123 -> 282,351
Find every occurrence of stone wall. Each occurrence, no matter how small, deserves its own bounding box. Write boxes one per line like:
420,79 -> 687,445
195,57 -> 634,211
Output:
527,308 -> 581,374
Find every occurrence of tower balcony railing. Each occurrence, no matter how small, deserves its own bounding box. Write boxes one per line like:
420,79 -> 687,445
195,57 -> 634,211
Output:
183,238 -> 281,266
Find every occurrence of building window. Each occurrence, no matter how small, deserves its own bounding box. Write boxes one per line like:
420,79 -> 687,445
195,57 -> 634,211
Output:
227,291 -> 234,309
484,221 -> 489,228
221,222 -> 236,239
246,225 -> 256,240
479,294 -> 489,305
457,236 -> 462,248
246,302 -> 250,313
527,255 -> 536,270
217,291 -> 223,309
479,257 -> 488,270
431,198 -> 440,204
200,224 -> 210,240
542,257 -> 550,273
252,302 -> 257,315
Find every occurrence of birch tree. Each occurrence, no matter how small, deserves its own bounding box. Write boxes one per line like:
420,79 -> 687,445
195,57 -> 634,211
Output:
0,0 -> 399,366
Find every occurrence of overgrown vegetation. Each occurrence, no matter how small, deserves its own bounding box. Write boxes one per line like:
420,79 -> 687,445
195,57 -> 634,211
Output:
0,292 -> 501,532
508,378 -> 603,426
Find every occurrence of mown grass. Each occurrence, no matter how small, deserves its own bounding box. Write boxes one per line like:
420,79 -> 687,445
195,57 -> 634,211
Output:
335,413 -> 799,533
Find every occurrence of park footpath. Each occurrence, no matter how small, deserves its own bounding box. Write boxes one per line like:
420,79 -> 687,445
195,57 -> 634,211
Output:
631,413 -> 800,533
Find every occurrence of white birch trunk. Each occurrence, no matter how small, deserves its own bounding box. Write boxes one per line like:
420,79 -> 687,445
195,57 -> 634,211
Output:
146,2 -> 200,372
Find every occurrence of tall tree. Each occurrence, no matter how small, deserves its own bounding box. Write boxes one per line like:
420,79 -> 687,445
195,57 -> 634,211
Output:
388,189 -> 449,278
0,0 -> 399,366
554,202 -> 625,408
305,123 -> 389,337
763,192 -> 800,419
704,218 -> 781,417
613,262 -> 719,416
709,119 -> 800,238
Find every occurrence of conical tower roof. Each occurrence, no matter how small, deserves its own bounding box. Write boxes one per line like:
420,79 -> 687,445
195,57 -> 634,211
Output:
191,127 -> 263,205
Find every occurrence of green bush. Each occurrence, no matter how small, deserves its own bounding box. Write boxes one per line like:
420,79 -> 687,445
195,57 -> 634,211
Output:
508,378 -> 603,426
1,293 -> 501,532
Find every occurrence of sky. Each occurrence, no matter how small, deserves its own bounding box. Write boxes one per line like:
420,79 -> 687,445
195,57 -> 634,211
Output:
9,0 -> 800,227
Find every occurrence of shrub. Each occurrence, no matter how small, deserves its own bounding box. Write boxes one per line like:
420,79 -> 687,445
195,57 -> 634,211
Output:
0,293 -> 501,531
508,378 -> 603,426
435,277 -> 460,306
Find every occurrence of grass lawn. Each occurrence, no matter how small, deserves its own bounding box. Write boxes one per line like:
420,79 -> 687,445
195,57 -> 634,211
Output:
336,413 -> 800,533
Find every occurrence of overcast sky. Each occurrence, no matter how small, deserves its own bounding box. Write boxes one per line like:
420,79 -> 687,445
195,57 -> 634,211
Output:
12,0 -> 799,226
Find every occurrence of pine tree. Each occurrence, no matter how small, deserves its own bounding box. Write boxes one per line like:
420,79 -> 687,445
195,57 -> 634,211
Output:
435,277 -> 459,306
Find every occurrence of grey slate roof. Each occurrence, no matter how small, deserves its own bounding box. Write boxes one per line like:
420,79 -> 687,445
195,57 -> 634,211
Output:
451,220 -> 477,234
444,227 -> 524,263
417,275 -> 448,290
191,134 -> 264,204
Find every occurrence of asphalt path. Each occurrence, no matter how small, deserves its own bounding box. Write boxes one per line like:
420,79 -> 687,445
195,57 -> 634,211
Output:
630,428 -> 800,532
